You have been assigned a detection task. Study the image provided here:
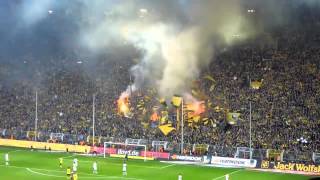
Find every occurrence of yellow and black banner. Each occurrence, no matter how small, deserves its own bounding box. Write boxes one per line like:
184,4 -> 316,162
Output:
257,160 -> 320,174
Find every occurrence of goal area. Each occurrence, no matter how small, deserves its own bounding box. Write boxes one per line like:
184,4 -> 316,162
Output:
103,142 -> 147,161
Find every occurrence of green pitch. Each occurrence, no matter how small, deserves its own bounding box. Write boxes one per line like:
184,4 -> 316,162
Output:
0,146 -> 314,180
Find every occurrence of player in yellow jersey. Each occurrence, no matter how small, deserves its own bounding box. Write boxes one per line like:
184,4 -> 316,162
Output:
72,172 -> 78,180
59,158 -> 63,168
66,167 -> 71,178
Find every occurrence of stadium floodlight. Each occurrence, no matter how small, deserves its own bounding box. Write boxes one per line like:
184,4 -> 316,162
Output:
103,142 -> 147,162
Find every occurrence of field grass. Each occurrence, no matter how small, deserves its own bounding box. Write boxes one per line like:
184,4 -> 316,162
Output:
0,146 -> 316,180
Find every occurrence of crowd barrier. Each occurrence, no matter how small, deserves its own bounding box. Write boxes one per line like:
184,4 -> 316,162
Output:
0,139 -> 90,153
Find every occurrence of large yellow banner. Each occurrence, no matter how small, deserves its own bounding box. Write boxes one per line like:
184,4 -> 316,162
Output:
0,139 -> 90,153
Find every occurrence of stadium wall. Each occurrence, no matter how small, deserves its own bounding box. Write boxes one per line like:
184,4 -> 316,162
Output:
0,139 -> 90,153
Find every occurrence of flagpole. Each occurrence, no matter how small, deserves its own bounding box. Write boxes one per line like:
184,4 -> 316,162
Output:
92,94 -> 95,146
249,101 -> 252,159
129,75 -> 132,95
35,90 -> 38,141
181,98 -> 184,154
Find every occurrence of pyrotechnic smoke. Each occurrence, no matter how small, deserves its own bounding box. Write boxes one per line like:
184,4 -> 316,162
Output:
18,0 -> 55,26
77,0 -> 255,99
7,0 -> 315,99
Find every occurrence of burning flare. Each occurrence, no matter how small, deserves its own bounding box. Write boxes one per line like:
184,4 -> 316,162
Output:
186,101 -> 206,116
117,92 -> 132,118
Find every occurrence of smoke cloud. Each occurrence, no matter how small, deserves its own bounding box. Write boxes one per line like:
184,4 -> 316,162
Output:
19,0 -> 54,26
76,0 -> 256,98
2,0 -> 316,98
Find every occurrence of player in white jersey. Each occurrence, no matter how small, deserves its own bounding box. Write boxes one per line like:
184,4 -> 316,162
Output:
225,174 -> 229,180
72,163 -> 77,172
92,161 -> 98,174
73,158 -> 78,167
178,173 -> 182,180
4,153 -> 9,166
72,158 -> 78,172
122,161 -> 127,176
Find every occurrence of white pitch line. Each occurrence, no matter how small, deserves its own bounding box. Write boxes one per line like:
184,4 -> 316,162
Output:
58,154 -> 75,159
26,168 -> 144,179
211,169 -> 242,180
8,150 -> 21,153
0,149 -> 21,154
26,168 -> 144,180
0,164 -> 144,180
62,158 -> 161,169
160,164 -> 175,169
26,168 -> 65,178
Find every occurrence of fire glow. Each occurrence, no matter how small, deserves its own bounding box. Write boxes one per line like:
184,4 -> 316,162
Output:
117,92 -> 131,117
186,100 -> 206,116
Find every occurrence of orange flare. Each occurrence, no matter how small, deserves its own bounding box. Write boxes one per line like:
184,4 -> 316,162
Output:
117,92 -> 131,117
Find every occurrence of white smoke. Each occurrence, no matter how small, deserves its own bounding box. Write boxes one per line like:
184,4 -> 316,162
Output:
77,0 -> 255,99
14,0 -> 256,99
19,0 -> 55,26
4,0 -> 317,100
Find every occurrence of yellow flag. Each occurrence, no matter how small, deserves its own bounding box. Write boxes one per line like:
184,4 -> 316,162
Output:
214,106 -> 221,112
209,84 -> 215,92
160,111 -> 168,125
202,117 -> 209,125
226,112 -> 240,125
159,98 -> 167,106
141,122 -> 149,129
158,124 -> 175,136
171,96 -> 182,107
203,74 -> 215,82
250,80 -> 262,89
192,115 -> 201,123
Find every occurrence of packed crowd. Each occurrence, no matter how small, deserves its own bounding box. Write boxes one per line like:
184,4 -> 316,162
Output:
0,25 -> 319,160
